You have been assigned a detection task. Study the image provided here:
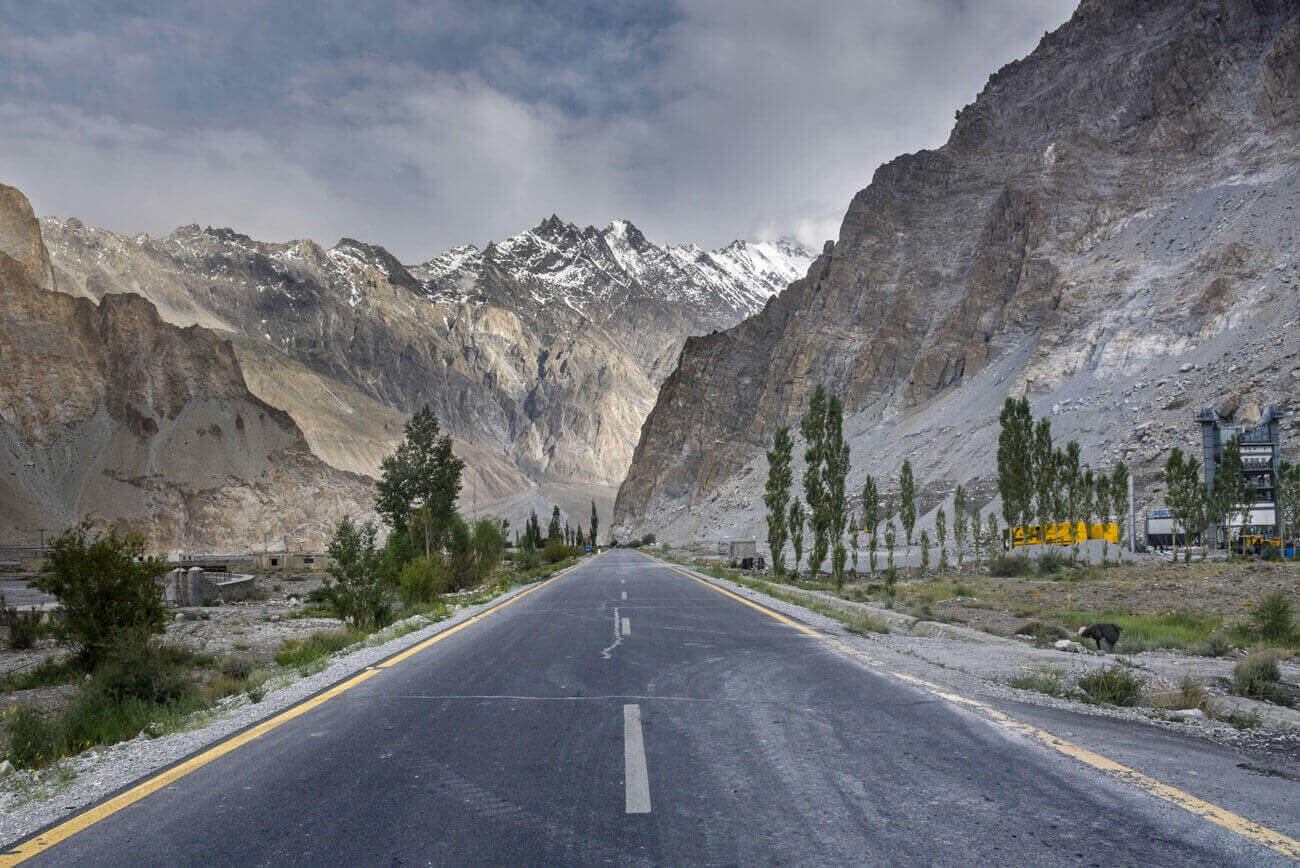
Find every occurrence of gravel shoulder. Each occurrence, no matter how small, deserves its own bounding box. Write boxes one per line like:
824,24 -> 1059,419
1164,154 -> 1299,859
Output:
0,570 -> 567,847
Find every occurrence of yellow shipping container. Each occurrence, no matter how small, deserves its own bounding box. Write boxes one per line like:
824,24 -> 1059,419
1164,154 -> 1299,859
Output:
1009,522 -> 1117,547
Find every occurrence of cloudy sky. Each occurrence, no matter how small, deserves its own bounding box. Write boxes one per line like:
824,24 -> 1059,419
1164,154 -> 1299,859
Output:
0,0 -> 1076,261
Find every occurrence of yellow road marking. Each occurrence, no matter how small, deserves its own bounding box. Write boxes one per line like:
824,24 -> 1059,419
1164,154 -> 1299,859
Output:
0,558 -> 593,865
669,562 -> 1300,862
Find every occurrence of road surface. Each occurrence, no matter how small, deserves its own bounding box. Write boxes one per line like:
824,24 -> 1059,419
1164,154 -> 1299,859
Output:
7,550 -> 1292,864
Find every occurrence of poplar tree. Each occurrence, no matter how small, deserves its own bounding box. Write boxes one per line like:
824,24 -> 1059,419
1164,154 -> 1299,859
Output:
825,396 -> 851,588
1061,441 -> 1083,560
1277,461 -> 1300,560
1215,438 -> 1252,547
862,475 -> 881,573
936,506 -> 948,571
788,499 -> 806,577
920,529 -> 931,574
1110,462 -> 1130,556
952,485 -> 967,567
997,397 -> 1034,531
1094,474 -> 1112,564
1032,417 -> 1056,531
899,459 -> 917,552
801,385 -> 829,578
764,426 -> 794,576
884,517 -> 898,603
548,506 -> 563,541
590,500 -> 599,548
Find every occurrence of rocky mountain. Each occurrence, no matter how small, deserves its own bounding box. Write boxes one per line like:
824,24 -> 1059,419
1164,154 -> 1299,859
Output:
33,208 -> 810,540
614,0 -> 1300,545
0,183 -> 375,553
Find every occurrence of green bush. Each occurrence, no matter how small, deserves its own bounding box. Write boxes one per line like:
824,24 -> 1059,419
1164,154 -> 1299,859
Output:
274,628 -> 366,671
399,554 -> 452,605
218,654 -> 256,680
541,538 -> 575,565
0,594 -> 45,650
35,523 -> 168,667
1191,631 -> 1234,657
1036,550 -> 1071,576
1252,591 -> 1295,643
90,640 -> 198,706
989,555 -> 1032,578
325,517 -> 392,630
1232,652 -> 1284,703
1077,665 -> 1144,706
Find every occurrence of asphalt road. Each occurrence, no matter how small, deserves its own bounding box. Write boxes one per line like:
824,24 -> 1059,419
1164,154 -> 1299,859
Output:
15,550 -> 1290,865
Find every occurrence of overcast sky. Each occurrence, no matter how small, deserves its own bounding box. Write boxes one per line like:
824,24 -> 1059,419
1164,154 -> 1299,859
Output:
0,0 -> 1077,261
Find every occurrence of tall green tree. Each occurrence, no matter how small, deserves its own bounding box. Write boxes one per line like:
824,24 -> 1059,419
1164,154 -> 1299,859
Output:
997,397 -> 1035,531
936,507 -> 948,571
326,516 -> 391,630
920,529 -> 931,573
764,426 -> 794,577
590,500 -> 599,548
899,459 -> 917,552
1165,448 -> 1198,562
1094,473 -> 1113,564
1214,438 -> 1252,547
952,485 -> 967,567
1109,462 -> 1130,557
801,384 -> 829,577
862,475 -> 881,573
788,499 -> 806,576
1033,417 -> 1056,529
884,517 -> 898,601
825,397 -> 851,588
547,505 -> 563,541
1277,461 -> 1300,559
375,405 -> 464,548
1060,441 -> 1083,560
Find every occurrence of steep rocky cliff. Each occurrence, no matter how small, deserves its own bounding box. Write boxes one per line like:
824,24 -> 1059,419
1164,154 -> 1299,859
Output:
39,210 -> 809,531
614,0 -> 1300,544
0,184 -> 375,552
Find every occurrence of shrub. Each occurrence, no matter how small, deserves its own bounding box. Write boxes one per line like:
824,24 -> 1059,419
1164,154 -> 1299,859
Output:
1232,652 -> 1284,703
541,538 -> 574,565
1077,665 -> 1144,706
324,517 -> 392,630
1176,675 -> 1207,709
218,654 -> 255,680
1009,667 -> 1070,698
1191,631 -> 1234,657
399,554 -> 452,605
447,518 -> 507,589
1036,550 -> 1071,576
1252,591 -> 1295,643
989,555 -> 1032,578
34,523 -> 168,667
275,628 -> 365,671
90,640 -> 198,706
0,596 -> 44,650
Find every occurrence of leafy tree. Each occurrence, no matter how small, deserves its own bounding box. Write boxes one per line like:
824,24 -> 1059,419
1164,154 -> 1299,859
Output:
399,553 -> 451,605
326,517 -> 391,630
523,510 -> 543,550
936,507 -> 948,571
899,459 -> 917,553
1081,467 -> 1096,551
1059,441 -> 1083,561
1214,438 -> 1252,548
447,518 -> 507,589
375,406 -> 464,549
37,523 -> 167,668
825,397 -> 851,588
997,397 -> 1035,531
1278,461 -> 1300,559
952,485 -> 967,567
788,499 -> 806,576
1110,462 -> 1130,557
1165,448 -> 1199,562
548,505 -> 563,542
801,384 -> 829,577
861,475 -> 881,573
1095,473 -> 1113,564
1032,417 -> 1056,530
920,529 -> 931,574
884,517 -> 898,602
590,500 -> 600,548
764,426 -> 794,577
850,520 -> 860,575
986,511 -> 1000,561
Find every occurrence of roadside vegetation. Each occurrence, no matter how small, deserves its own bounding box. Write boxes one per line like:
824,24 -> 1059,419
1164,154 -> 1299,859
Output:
2,404 -> 593,771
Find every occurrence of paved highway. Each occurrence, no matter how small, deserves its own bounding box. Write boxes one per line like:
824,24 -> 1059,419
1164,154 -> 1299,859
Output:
9,550 -> 1291,864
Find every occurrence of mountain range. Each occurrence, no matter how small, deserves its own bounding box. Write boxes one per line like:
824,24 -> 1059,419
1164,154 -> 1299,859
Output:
1,197 -> 809,550
613,0 -> 1300,545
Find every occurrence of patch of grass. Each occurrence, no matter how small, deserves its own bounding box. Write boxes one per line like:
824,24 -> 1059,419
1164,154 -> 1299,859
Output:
0,657 -> 83,692
1013,620 -> 1070,643
1149,676 -> 1207,710
1036,550 -> 1072,576
1009,667 -> 1072,698
1076,665 -> 1145,706
1055,610 -> 1222,653
1232,652 -> 1287,705
1190,631 -> 1235,657
844,613 -> 893,636
274,628 -> 366,672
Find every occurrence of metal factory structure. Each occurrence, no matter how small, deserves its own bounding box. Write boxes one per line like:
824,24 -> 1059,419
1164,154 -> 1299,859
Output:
1197,405 -> 1285,550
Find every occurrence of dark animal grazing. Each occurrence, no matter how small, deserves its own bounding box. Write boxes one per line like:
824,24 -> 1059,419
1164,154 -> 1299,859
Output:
1078,623 -> 1122,653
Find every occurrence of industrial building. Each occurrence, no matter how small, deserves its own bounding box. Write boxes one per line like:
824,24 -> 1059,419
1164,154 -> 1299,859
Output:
1197,404 -> 1284,548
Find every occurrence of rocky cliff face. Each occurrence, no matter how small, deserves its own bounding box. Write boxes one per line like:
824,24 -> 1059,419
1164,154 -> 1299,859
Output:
39,209 -> 810,532
614,0 -> 1300,544
0,184 -> 375,552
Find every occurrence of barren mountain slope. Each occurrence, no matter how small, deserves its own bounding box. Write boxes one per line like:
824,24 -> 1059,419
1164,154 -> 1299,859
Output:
614,0 -> 1300,544
42,215 -> 810,529
0,184 -> 375,552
